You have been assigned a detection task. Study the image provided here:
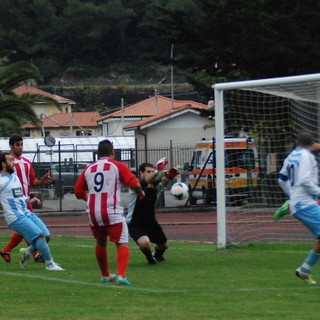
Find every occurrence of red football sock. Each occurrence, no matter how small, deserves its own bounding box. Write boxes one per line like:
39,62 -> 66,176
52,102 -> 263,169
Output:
95,245 -> 109,277
117,246 -> 130,278
2,233 -> 23,252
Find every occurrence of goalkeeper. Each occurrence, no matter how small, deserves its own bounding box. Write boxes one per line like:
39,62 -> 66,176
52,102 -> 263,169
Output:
126,158 -> 179,264
278,131 -> 320,285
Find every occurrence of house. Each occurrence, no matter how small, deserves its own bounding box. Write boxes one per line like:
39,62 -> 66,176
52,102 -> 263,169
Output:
22,111 -> 101,137
98,94 -> 213,147
13,84 -> 75,117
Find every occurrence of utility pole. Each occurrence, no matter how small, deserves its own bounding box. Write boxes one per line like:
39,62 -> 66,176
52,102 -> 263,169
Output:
171,43 -> 174,104
154,89 -> 159,114
121,98 -> 124,135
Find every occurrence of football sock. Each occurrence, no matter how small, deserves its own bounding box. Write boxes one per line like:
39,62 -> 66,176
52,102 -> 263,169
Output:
300,250 -> 320,273
140,247 -> 154,263
2,232 -> 23,252
35,237 -> 52,261
95,245 -> 109,277
117,246 -> 130,278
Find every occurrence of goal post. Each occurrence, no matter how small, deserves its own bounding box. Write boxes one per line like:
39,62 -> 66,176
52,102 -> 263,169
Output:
214,73 -> 320,249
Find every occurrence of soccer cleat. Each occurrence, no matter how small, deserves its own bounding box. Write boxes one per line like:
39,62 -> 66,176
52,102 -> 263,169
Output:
116,276 -> 131,285
101,273 -> 116,283
46,262 -> 65,271
0,250 -> 11,263
153,253 -> 166,262
147,257 -> 157,265
274,200 -> 290,221
34,253 -> 45,263
19,248 -> 30,269
295,269 -> 316,285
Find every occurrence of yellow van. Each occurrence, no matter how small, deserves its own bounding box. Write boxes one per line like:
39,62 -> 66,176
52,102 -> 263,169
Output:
188,137 -> 260,205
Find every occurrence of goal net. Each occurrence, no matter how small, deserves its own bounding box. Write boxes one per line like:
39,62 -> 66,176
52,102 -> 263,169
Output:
214,74 -> 320,248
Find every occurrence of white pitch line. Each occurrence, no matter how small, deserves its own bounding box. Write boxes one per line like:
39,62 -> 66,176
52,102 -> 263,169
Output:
0,271 -> 187,294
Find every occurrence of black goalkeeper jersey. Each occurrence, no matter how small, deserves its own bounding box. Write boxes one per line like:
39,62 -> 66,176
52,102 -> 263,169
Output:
130,179 -> 159,225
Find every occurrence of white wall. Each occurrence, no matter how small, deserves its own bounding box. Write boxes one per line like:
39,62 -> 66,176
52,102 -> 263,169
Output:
134,113 -> 215,148
101,119 -> 135,136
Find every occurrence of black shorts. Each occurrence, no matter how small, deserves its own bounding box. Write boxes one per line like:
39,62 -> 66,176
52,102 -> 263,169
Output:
128,221 -> 167,244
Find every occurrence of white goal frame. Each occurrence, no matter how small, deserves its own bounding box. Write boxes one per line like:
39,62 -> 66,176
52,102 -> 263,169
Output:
214,73 -> 320,249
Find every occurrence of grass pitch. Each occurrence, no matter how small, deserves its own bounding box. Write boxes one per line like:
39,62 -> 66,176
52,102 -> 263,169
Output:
0,235 -> 319,320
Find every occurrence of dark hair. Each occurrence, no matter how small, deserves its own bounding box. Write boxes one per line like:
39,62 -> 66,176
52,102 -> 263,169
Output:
9,134 -> 23,146
139,162 -> 154,172
0,152 -> 10,170
296,131 -> 314,147
98,139 -> 114,158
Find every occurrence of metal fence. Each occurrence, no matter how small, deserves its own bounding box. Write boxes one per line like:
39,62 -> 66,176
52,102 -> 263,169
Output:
29,144 -> 195,211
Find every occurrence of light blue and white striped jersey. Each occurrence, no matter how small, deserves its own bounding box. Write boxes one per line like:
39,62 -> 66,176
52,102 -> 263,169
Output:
278,147 -> 320,214
0,172 -> 31,225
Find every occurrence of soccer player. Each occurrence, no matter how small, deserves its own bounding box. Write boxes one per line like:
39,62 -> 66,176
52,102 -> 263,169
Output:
126,159 -> 179,264
278,131 -> 320,284
74,139 -> 145,285
0,152 -> 64,271
0,134 -> 52,263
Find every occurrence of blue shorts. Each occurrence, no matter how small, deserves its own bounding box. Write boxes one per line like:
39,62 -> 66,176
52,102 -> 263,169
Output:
294,204 -> 320,239
9,214 -> 50,244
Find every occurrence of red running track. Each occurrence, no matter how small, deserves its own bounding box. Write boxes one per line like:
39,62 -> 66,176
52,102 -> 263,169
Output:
0,210 -> 312,243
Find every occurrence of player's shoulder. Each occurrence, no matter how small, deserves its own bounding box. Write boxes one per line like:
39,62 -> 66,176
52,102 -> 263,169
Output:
105,157 -> 129,169
15,156 -> 32,164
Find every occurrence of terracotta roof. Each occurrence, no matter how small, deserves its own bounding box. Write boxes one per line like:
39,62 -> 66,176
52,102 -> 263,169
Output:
124,105 -> 202,130
22,111 -> 100,129
13,84 -> 75,104
98,95 -> 208,121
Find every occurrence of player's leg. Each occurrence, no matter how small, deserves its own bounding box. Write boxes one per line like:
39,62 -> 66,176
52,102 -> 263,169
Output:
128,223 -> 156,264
294,204 -> 320,284
10,215 -> 64,271
0,232 -> 23,262
27,213 -> 51,263
151,223 -> 168,262
273,200 -> 290,221
109,221 -> 131,285
90,225 -> 115,283
137,235 -> 157,264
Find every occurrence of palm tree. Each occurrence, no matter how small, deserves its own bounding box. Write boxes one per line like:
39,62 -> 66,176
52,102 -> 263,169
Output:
0,50 -> 50,136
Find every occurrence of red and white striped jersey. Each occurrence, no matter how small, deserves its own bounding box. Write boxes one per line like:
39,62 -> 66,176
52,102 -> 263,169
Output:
74,157 -> 139,227
13,156 -> 37,197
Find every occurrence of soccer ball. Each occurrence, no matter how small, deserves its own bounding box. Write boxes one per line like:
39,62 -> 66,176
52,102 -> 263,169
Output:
170,182 -> 189,200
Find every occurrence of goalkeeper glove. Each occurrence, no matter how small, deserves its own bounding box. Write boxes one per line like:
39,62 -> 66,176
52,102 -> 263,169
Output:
156,157 -> 168,171
164,168 -> 180,180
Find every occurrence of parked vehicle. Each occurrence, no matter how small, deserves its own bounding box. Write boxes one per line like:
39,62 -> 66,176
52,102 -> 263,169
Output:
188,137 -> 260,205
50,162 -> 89,194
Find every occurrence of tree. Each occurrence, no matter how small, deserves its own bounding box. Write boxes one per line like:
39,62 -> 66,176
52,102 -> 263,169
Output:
0,51 -> 44,136
150,0 -> 320,97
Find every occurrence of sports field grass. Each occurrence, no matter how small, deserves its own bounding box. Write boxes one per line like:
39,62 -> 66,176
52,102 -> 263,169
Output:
0,234 -> 319,320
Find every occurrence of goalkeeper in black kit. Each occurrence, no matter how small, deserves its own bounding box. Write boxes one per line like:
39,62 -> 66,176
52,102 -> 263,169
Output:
126,158 -> 179,264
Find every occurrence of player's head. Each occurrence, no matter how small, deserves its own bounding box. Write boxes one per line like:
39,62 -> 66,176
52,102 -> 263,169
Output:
9,134 -> 23,157
296,131 -> 314,148
0,152 -> 15,174
139,162 -> 155,179
98,139 -> 114,158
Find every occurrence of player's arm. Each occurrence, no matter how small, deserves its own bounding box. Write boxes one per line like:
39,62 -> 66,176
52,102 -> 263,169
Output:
278,159 -> 290,196
26,197 -> 41,206
299,154 -> 320,196
74,171 -> 88,201
131,182 -> 145,200
144,157 -> 169,184
312,143 -> 320,152
30,166 -> 52,186
117,162 -> 145,199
